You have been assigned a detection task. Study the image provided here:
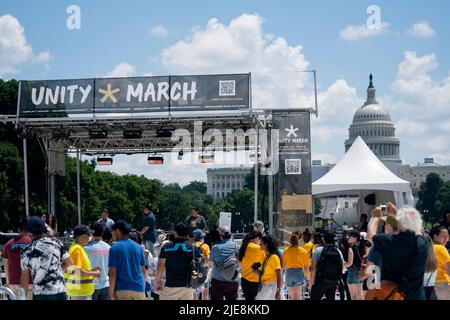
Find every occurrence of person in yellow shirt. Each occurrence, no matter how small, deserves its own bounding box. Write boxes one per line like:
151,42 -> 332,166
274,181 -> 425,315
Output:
65,225 -> 101,300
302,229 -> 315,257
283,231 -> 310,300
302,229 -> 316,281
254,235 -> 283,300
193,229 -> 211,300
430,226 -> 450,300
238,231 -> 264,300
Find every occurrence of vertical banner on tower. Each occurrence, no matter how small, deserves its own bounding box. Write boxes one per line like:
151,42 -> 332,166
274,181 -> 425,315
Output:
273,110 -> 313,242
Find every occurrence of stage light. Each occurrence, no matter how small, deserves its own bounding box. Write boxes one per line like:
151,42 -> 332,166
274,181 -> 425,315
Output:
52,129 -> 70,139
148,154 -> 164,165
156,130 -> 173,138
97,156 -> 113,165
199,153 -> 214,164
17,129 -> 35,139
89,129 -> 108,139
123,129 -> 142,139
250,151 -> 261,162
177,150 -> 184,160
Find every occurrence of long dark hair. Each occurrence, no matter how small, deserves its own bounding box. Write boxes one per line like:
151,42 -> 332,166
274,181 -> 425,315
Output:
239,231 -> 262,261
47,214 -> 57,230
261,235 -> 283,267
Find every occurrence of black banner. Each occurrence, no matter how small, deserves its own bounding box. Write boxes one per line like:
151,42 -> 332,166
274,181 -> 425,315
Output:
18,74 -> 250,117
273,110 -> 313,235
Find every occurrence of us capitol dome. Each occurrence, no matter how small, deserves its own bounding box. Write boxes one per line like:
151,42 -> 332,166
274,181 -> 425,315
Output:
344,74 -> 401,164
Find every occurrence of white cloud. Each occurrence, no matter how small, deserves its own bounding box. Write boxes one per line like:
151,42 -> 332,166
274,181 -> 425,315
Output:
103,62 -> 136,77
161,14 -> 311,109
340,22 -> 389,41
395,118 -> 428,137
0,14 -> 51,77
150,25 -> 169,37
407,21 -> 436,38
391,51 -> 450,119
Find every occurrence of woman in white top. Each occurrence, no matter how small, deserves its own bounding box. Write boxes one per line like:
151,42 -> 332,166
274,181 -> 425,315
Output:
424,234 -> 438,300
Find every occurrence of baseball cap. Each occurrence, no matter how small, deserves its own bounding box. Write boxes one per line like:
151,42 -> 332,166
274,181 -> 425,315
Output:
27,216 -> 47,234
218,226 -> 231,236
382,215 -> 398,229
73,225 -> 94,237
193,229 -> 206,241
112,220 -> 131,235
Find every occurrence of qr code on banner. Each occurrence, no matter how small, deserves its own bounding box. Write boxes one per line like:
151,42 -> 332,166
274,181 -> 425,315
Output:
219,80 -> 236,96
285,159 -> 301,175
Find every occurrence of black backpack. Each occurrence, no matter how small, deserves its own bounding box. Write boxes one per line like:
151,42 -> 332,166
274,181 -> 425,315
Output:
187,244 -> 207,289
316,244 -> 343,281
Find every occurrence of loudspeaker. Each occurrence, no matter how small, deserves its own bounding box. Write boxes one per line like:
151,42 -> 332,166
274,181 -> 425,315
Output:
364,194 -> 376,206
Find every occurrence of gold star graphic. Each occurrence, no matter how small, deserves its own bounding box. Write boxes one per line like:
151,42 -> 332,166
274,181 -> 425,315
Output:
98,84 -> 120,103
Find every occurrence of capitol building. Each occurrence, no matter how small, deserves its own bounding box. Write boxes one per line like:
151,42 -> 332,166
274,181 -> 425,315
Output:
344,74 -> 401,167
316,74 -> 450,196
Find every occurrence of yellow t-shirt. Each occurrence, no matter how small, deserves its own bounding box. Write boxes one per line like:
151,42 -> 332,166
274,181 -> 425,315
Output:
195,242 -> 211,256
282,246 -> 311,269
261,254 -> 281,284
434,244 -> 450,283
303,242 -> 316,258
241,243 -> 265,283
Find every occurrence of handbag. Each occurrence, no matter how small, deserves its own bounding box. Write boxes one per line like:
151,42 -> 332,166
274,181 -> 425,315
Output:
365,235 -> 420,300
365,280 -> 404,300
258,254 -> 272,293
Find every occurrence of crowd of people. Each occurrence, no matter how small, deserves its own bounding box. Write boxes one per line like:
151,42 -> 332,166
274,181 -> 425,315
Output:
1,203 -> 449,300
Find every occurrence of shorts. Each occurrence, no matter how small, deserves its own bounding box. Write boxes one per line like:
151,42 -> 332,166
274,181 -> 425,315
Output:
347,266 -> 363,285
284,268 -> 306,287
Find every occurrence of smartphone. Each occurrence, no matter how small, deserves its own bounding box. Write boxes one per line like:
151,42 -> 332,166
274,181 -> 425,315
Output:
380,205 -> 387,215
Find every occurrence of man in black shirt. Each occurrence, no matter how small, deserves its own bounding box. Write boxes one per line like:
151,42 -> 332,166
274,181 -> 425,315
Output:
156,222 -> 200,300
366,203 -> 428,300
185,207 -> 207,237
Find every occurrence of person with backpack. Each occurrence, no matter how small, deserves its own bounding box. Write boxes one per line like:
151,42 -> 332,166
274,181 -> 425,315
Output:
309,233 -> 344,300
255,235 -> 283,300
193,229 -> 211,300
282,230 -> 310,300
338,236 -> 352,301
238,231 -> 264,300
345,230 -> 367,300
156,222 -> 201,300
209,226 -> 240,300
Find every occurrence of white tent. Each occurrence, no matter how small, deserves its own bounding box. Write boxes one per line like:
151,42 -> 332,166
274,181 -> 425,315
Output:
312,136 -> 414,216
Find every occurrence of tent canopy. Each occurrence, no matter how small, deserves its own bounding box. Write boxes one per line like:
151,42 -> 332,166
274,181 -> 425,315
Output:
312,136 -> 413,207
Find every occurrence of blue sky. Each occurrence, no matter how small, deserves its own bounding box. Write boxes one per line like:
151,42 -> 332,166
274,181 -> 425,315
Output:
1,0 -> 450,184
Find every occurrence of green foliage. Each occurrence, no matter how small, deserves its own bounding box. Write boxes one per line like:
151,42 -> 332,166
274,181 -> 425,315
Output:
417,173 -> 444,223
314,197 -> 323,215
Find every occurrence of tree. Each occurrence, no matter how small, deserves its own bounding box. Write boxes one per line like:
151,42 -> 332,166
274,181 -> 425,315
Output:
224,189 -> 255,233
417,173 -> 444,223
437,181 -> 450,219
314,197 -> 323,215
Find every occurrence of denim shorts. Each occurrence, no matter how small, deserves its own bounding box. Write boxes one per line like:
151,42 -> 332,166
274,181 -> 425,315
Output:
284,268 -> 306,287
347,266 -> 363,284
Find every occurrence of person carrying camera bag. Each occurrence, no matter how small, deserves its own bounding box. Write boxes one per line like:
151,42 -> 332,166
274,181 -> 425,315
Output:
253,235 -> 283,300
238,231 -> 264,300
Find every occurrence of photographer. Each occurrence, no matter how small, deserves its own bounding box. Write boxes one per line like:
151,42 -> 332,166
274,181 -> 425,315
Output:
238,231 -> 264,300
